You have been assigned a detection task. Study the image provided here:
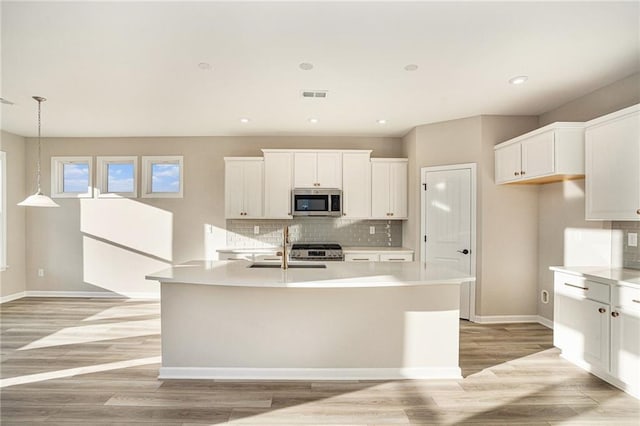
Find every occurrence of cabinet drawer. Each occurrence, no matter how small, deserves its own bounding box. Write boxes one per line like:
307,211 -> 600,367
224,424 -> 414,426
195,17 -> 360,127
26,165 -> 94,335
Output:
254,254 -> 282,262
345,253 -> 380,262
614,285 -> 640,313
379,253 -> 413,262
219,253 -> 254,261
554,273 -> 609,303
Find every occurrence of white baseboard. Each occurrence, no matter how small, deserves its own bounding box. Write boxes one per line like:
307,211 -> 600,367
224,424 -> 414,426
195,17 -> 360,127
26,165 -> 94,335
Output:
536,316 -> 553,329
159,366 -> 462,381
0,291 -> 26,304
474,314 -> 540,324
1,291 -> 159,303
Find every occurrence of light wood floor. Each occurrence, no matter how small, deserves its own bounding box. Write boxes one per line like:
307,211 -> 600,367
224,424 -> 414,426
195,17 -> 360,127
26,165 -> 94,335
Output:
1,298 -> 639,425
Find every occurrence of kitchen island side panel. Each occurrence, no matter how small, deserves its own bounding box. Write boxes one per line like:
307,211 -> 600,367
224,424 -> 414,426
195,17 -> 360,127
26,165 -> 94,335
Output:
160,282 -> 459,374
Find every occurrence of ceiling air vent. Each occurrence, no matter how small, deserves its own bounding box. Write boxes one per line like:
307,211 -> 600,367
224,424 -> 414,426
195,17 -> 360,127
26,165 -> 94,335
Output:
302,90 -> 328,99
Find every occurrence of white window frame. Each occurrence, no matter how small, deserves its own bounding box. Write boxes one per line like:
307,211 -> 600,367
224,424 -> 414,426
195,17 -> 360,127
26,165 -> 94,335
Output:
51,156 -> 93,198
0,151 -> 6,271
96,156 -> 138,198
141,156 -> 184,198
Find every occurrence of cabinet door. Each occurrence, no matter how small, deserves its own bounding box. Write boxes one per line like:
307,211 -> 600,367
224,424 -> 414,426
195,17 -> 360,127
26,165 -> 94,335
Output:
264,153 -> 293,218
611,308 -> 640,389
316,152 -> 342,188
586,110 -> 640,220
225,161 -> 245,218
342,153 -> 371,218
293,153 -> 318,188
371,162 -> 391,218
389,162 -> 408,218
242,161 -> 264,218
521,130 -> 555,178
495,143 -> 522,184
554,292 -> 610,372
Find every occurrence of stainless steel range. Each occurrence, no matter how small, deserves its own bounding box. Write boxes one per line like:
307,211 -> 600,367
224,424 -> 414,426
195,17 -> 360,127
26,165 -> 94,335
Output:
289,243 -> 344,261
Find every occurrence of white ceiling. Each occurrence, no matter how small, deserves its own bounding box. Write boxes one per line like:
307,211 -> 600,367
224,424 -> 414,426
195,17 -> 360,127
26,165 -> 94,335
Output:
1,1 -> 639,138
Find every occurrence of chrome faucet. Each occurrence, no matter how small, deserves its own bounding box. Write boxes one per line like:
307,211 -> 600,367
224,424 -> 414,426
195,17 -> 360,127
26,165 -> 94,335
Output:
278,226 -> 289,270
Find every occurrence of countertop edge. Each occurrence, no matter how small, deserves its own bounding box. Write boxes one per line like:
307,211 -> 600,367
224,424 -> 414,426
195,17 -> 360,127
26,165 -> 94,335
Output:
550,266 -> 640,288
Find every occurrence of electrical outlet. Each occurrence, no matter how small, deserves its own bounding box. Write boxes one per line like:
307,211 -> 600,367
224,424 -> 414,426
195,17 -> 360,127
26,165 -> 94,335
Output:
541,290 -> 550,304
628,232 -> 638,247
369,226 -> 375,235
37,268 -> 44,277
254,225 -> 260,235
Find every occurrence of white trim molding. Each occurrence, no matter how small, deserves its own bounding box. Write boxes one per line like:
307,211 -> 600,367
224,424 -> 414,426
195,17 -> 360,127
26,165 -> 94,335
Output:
159,366 -> 462,381
0,291 -> 26,304
475,314 -> 550,326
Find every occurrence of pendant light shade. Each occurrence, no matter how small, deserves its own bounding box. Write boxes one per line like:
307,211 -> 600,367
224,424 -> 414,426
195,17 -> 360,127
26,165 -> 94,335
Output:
18,96 -> 59,207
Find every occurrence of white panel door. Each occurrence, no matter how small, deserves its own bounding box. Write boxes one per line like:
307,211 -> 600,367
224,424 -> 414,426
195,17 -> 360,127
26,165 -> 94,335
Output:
293,153 -> 317,188
264,152 -> 292,218
586,110 -> 640,220
342,153 -> 371,218
224,161 -> 245,218
521,130 -> 555,178
495,143 -> 522,183
423,167 -> 473,319
390,162 -> 408,218
611,307 -> 640,388
316,152 -> 342,188
242,161 -> 264,218
371,162 -> 391,218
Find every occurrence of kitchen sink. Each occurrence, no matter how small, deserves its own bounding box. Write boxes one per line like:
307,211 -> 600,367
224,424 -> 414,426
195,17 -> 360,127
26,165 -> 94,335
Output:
248,263 -> 327,269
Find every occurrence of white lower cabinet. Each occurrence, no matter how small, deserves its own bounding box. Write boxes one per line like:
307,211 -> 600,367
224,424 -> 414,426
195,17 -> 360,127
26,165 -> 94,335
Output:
344,253 -> 380,262
611,285 -> 640,393
553,270 -> 640,398
344,250 -> 413,262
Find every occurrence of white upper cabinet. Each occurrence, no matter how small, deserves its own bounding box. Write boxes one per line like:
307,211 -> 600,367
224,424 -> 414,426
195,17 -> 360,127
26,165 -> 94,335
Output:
263,152 -> 293,219
585,104 -> 640,221
224,158 -> 264,219
371,159 -> 408,219
342,152 -> 372,218
494,123 -> 585,184
294,151 -> 342,188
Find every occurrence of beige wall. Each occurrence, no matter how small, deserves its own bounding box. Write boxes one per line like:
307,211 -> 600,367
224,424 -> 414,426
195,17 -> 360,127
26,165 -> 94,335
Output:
24,136 -> 402,295
535,72 -> 640,322
539,72 -> 640,126
0,131 -> 27,298
402,115 -> 539,317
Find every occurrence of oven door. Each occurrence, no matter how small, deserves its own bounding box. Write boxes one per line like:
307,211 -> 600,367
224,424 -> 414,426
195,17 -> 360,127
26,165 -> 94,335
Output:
292,193 -> 331,216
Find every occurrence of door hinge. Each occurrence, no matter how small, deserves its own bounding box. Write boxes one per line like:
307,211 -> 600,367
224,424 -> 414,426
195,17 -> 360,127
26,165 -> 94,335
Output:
424,235 -> 427,242
422,183 -> 427,191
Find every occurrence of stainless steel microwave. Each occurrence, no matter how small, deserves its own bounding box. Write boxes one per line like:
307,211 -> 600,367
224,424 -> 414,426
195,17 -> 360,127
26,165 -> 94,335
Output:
292,188 -> 342,217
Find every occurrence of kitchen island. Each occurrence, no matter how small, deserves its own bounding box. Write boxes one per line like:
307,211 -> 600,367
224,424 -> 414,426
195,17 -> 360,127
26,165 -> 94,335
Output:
147,260 -> 474,380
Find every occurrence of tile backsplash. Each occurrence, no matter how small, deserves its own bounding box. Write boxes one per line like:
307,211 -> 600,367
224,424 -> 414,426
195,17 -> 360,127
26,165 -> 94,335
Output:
226,218 -> 403,248
613,221 -> 640,270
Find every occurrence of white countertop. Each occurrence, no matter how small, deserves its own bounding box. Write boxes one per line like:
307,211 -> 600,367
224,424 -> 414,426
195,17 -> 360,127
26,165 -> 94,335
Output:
147,260 -> 474,288
550,266 -> 640,287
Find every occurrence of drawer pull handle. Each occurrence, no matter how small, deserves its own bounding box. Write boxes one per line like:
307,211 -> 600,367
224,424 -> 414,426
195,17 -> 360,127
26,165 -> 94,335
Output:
612,311 -> 620,318
564,283 -> 588,291
598,307 -> 606,313
633,299 -> 640,304
387,258 -> 405,261
352,258 -> 369,261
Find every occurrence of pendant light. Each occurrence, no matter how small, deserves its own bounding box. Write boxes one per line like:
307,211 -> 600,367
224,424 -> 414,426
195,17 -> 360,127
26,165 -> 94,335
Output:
18,96 -> 59,207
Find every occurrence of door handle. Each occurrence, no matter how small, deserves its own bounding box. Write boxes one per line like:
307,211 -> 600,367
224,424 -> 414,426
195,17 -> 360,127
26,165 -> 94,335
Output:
457,249 -> 470,255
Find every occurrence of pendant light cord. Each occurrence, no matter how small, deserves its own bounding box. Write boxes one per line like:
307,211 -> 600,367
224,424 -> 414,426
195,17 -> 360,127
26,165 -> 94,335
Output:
36,98 -> 42,193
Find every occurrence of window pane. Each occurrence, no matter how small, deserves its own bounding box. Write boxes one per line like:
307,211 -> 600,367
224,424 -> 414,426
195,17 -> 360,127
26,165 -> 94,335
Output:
63,163 -> 89,193
107,163 -> 134,193
151,163 -> 180,193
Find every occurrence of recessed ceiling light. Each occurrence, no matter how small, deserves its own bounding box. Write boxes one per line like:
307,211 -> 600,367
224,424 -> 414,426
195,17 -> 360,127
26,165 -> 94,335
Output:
308,118 -> 318,124
377,119 -> 387,124
198,62 -> 212,70
299,62 -> 314,71
509,75 -> 528,85
404,64 -> 419,71
240,118 -> 250,123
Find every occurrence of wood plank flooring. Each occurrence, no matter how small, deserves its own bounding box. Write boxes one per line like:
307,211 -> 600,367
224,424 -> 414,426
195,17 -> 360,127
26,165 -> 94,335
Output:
1,297 -> 639,425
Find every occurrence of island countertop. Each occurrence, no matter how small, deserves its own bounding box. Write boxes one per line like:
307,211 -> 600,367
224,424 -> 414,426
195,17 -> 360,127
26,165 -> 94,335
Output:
146,260 -> 475,288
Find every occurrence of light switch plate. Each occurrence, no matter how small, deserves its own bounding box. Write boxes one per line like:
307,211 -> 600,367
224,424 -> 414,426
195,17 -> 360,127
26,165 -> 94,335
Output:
369,226 -> 375,235
254,225 -> 260,235
628,232 -> 638,247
